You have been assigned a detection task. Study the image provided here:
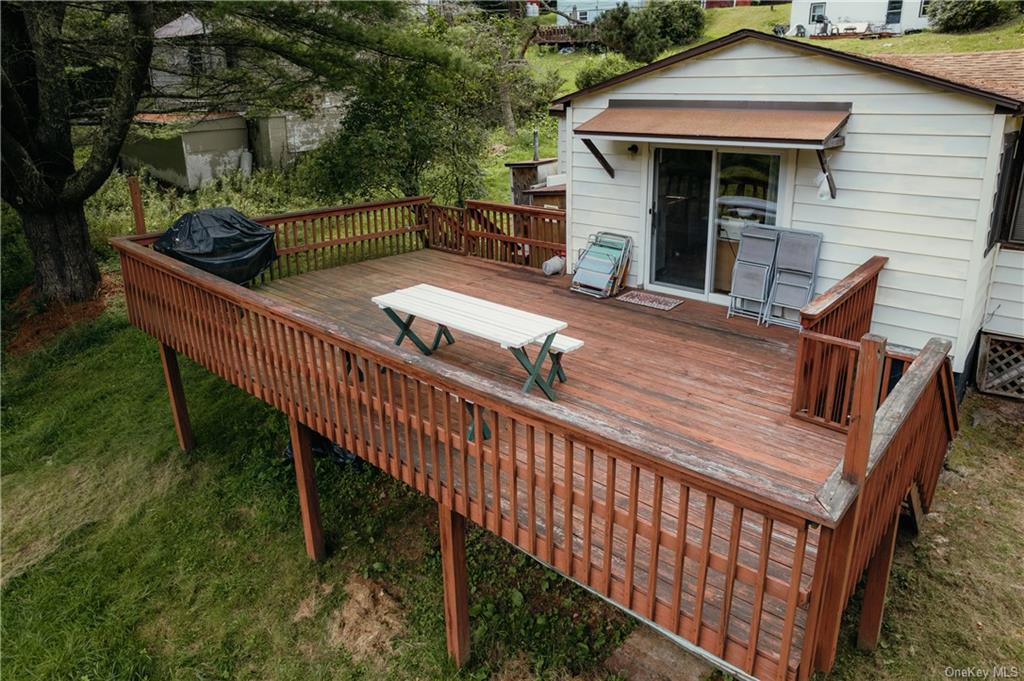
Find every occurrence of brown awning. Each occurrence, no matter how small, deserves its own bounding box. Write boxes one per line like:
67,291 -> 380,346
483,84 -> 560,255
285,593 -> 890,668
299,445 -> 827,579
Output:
573,101 -> 850,149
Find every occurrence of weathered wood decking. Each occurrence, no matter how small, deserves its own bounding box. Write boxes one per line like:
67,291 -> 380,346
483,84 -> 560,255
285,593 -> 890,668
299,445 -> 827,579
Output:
113,196 -> 959,681
260,249 -> 846,512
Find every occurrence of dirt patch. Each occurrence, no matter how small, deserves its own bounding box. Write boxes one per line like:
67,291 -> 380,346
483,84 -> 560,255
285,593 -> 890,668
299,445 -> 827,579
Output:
326,575 -> 404,663
292,581 -> 334,623
5,273 -> 122,355
603,626 -> 714,681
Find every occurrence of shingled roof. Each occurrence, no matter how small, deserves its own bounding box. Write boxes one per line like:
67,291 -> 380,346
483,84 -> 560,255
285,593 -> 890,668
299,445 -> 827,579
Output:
553,30 -> 1024,113
869,49 -> 1024,104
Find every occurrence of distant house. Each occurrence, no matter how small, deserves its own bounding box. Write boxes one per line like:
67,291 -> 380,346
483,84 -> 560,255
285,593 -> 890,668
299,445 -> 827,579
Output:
122,13 -> 344,189
789,0 -> 932,36
555,0 -> 647,25
550,30 -> 1024,389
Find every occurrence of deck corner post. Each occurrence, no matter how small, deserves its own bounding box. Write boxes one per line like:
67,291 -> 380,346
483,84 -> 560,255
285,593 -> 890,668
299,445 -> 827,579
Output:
289,417 -> 326,561
127,175 -> 146,235
856,509 -> 900,650
438,501 -> 470,666
158,343 -> 195,452
843,334 -> 887,484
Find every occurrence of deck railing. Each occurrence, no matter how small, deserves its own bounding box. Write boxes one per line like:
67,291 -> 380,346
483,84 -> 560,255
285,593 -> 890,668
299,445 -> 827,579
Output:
118,194 -> 959,681
791,257 -> 889,431
806,337 -> 958,672
428,201 -> 567,269
253,196 -> 431,282
115,234 -> 822,681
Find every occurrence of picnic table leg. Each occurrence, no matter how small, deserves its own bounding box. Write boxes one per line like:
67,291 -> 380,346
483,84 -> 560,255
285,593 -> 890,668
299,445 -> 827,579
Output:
509,333 -> 557,401
463,400 -> 491,442
382,307 -> 434,355
431,324 -> 455,351
547,351 -> 567,384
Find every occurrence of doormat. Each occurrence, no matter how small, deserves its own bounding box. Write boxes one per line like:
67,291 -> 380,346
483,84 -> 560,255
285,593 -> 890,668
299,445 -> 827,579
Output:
616,290 -> 683,311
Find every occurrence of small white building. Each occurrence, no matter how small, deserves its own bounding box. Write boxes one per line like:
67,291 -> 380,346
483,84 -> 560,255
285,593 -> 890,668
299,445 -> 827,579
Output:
790,0 -> 932,35
550,30 -> 1024,391
555,0 -> 647,25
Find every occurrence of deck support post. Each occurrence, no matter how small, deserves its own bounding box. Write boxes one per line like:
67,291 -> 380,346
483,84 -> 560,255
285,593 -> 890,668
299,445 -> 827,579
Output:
158,343 -> 195,452
857,509 -> 900,650
289,418 -> 326,561
813,334 -> 886,673
438,501 -> 470,666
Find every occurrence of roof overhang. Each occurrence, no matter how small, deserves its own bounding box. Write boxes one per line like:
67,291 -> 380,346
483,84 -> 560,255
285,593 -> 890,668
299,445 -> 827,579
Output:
573,100 -> 850,150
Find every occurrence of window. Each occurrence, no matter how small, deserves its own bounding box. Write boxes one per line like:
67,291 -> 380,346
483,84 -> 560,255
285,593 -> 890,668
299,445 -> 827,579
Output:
988,131 -> 1023,250
809,2 -> 826,22
886,0 -> 904,25
919,0 -> 930,17
713,152 -> 781,294
577,10 -> 588,22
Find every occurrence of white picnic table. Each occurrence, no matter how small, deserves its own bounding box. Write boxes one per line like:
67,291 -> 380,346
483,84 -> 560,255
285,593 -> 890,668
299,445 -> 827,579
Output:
371,284 -> 582,400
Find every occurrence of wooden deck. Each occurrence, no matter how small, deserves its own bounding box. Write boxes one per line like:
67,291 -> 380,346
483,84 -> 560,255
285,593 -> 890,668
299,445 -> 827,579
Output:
259,249 -> 846,510
114,196 -> 959,681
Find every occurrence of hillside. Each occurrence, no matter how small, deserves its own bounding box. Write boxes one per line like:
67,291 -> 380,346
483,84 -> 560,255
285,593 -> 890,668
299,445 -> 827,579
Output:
530,5 -> 1024,97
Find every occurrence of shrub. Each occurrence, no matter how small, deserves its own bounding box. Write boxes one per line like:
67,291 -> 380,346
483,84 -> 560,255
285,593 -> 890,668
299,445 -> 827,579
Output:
595,1 -> 705,63
927,0 -> 1019,32
651,0 -> 706,46
575,54 -> 641,90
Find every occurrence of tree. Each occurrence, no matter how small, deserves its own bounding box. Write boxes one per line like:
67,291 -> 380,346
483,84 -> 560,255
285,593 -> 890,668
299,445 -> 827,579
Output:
927,0 -> 1019,32
1,1 -> 454,304
594,1 -> 705,64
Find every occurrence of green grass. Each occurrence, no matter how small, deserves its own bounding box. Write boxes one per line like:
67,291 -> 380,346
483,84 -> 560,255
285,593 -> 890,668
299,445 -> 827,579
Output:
792,14 -> 1024,55
0,299 -> 632,681
829,394 -> 1024,679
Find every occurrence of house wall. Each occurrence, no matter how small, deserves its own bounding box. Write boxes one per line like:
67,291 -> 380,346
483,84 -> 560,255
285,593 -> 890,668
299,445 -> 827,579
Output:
984,246 -> 1024,339
564,38 -> 1004,372
181,117 -> 248,189
789,0 -> 931,32
120,133 -> 190,188
555,0 -> 646,25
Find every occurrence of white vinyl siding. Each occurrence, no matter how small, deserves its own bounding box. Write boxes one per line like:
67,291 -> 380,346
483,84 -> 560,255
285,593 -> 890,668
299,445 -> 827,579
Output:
984,246 -> 1024,339
565,39 -> 1002,372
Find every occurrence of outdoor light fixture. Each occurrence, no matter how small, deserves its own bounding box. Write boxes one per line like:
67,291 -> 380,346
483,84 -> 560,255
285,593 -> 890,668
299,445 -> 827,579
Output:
627,144 -> 639,155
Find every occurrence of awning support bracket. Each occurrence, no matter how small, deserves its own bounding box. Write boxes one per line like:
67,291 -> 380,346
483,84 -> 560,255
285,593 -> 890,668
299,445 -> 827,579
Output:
816,149 -> 837,199
582,138 -> 615,179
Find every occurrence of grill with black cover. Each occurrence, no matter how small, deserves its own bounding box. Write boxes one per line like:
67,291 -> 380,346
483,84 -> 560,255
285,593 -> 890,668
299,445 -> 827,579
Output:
154,207 -> 277,285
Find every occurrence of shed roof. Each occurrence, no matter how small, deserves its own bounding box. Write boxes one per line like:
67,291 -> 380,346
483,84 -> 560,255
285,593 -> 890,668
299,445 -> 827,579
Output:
553,30 -> 1024,114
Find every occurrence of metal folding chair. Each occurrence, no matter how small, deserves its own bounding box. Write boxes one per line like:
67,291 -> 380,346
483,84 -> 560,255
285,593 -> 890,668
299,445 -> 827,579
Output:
765,229 -> 823,328
727,227 -> 779,322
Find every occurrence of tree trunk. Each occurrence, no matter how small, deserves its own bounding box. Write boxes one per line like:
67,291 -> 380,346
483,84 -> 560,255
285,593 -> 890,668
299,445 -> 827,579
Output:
499,80 -> 516,136
19,203 -> 100,303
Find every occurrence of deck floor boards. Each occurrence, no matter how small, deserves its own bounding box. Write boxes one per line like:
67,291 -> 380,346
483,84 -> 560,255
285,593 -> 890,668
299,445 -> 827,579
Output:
258,249 -> 844,500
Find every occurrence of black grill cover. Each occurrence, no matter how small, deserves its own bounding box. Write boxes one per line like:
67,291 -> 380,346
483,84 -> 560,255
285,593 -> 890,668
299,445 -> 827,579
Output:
154,208 -> 277,284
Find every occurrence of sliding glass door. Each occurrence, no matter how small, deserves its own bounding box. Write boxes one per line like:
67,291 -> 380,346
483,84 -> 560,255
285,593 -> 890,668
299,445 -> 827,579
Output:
649,146 -> 781,299
651,148 -> 713,291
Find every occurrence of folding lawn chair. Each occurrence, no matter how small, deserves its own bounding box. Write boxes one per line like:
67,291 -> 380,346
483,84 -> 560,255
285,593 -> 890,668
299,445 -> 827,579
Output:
727,227 -> 779,323
765,229 -> 823,328
571,232 -> 633,298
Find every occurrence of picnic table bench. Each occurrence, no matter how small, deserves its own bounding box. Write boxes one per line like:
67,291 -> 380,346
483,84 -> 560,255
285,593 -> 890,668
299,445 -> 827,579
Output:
371,284 -> 582,400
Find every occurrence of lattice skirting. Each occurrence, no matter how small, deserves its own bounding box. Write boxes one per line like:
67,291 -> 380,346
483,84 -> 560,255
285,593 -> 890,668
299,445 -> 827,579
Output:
977,333 -> 1024,400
